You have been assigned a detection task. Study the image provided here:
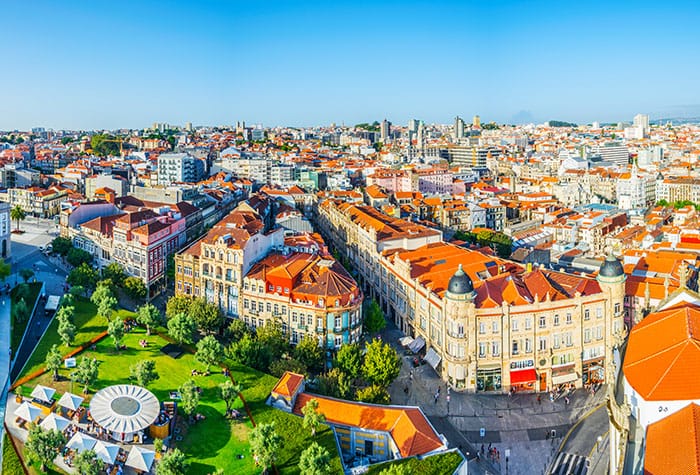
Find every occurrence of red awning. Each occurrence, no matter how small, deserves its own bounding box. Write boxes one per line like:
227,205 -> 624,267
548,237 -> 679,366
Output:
510,368 -> 537,385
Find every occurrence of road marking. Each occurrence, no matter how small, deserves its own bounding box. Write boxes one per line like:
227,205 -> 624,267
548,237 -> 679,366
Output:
588,430 -> 609,458
557,402 -> 606,453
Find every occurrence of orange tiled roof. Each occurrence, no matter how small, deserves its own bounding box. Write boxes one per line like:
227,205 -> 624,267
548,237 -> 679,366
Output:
624,303 -> 700,401
644,403 -> 700,475
271,371 -> 304,397
293,393 -> 443,458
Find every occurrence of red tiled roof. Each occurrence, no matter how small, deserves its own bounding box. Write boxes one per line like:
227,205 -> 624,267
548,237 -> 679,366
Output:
644,403 -> 700,475
271,371 -> 304,397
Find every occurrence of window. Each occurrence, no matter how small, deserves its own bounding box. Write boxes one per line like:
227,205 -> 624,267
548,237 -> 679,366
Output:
525,318 -> 532,330
292,312 -> 297,323
334,335 -> 342,347
553,334 -> 560,349
539,316 -> 546,328
596,307 -> 603,319
525,338 -> 532,353
479,342 -> 486,358
243,299 -> 249,309
553,314 -> 560,326
512,319 -> 518,331
491,341 -> 500,356
479,322 -> 486,334
365,440 -> 373,456
512,340 -> 519,355
250,301 -> 256,311
539,337 -> 547,351
596,326 -> 603,340
566,313 -> 572,324
565,332 -> 573,346
492,321 -> 499,333
584,329 -> 591,343
457,324 -> 464,337
584,309 -> 590,320
614,302 -> 621,315
266,303 -> 271,312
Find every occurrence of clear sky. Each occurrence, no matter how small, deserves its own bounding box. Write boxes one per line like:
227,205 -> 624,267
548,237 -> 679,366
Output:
1,0 -> 700,130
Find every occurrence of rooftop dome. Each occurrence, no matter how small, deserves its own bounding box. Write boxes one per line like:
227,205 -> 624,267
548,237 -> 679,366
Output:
599,254 -> 624,278
448,264 -> 474,295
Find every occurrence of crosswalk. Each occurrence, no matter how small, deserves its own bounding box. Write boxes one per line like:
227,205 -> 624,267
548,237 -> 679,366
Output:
549,452 -> 588,475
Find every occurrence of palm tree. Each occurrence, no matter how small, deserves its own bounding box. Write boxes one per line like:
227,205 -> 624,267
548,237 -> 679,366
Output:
10,205 -> 26,232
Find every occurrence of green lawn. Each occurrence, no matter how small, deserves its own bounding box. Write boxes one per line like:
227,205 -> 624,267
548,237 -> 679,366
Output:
20,324 -> 341,474
366,450 -> 464,475
2,433 -> 24,475
10,282 -> 42,354
17,298 -> 135,382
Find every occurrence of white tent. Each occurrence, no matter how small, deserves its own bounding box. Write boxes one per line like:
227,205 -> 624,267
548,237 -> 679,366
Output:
39,413 -> 71,432
14,402 -> 42,423
66,432 -> 96,453
93,440 -> 120,465
31,385 -> 56,404
125,446 -> 155,472
89,385 -> 159,439
57,392 -> 84,411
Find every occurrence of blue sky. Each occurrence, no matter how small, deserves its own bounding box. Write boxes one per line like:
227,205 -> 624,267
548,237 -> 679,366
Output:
1,0 -> 699,130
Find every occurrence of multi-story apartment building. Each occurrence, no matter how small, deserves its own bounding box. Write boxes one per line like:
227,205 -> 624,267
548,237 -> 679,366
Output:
317,199 -> 627,393
157,153 -> 204,185
174,203 -> 363,349
5,186 -> 70,217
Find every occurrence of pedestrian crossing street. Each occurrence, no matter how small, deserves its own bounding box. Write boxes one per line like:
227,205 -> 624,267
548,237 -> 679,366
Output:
549,452 -> 588,475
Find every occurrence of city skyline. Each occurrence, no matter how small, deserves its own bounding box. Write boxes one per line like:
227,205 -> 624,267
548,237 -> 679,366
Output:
2,1 -> 700,130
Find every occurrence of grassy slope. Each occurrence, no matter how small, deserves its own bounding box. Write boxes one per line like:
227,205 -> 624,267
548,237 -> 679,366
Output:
365,451 -> 463,475
2,433 -> 24,475
10,282 -> 42,354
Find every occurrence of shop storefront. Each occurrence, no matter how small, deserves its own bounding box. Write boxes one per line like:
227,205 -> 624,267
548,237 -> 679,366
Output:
477,366 -> 502,392
582,358 -> 605,385
509,360 -> 537,391
551,364 -> 578,389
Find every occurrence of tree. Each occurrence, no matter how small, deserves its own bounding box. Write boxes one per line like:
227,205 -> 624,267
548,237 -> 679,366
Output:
12,298 -> 29,325
334,343 -> 362,379
107,318 -> 124,350
224,318 -> 249,342
249,422 -> 282,472
123,276 -> 147,301
168,313 -> 196,347
98,295 -> 118,321
102,262 -> 125,283
19,268 -> 34,283
136,303 -> 162,335
364,299 -> 386,334
91,134 -> 121,156
189,298 -> 223,333
302,398 -> 326,436
130,359 -> 159,387
66,247 -> 93,267
356,384 -> 391,404
0,258 -> 10,282
67,263 -> 99,292
656,199 -> 670,207
57,318 -> 76,347
195,335 -> 224,372
68,285 -> 85,299
91,282 -> 114,308
226,333 -> 272,372
269,358 -> 308,377
74,449 -> 104,475
156,448 -> 190,475
362,339 -> 400,387
56,305 -> 75,324
317,368 -> 352,399
219,380 -> 242,412
256,321 -> 289,360
10,205 -> 25,232
25,424 -> 66,472
166,295 -> 192,319
45,344 -> 63,381
298,442 -> 332,475
72,357 -> 100,393
294,336 -> 324,373
179,379 -> 200,418
51,236 -> 73,256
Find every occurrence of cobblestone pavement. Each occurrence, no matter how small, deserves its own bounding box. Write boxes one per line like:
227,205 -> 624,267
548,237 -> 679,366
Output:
381,323 -> 607,474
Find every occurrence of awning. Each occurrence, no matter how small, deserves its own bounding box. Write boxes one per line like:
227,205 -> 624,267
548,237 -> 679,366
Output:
551,372 -> 579,385
399,336 -> 414,347
510,368 -> 537,385
408,336 -> 425,353
424,348 -> 442,370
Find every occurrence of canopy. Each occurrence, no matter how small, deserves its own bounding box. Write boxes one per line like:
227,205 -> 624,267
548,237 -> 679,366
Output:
31,385 -> 56,404
93,440 -> 120,464
398,336 -> 414,347
424,347 -> 442,370
408,336 -> 426,353
510,369 -> 538,385
125,446 -> 155,472
552,372 -> 579,385
57,392 -> 84,411
89,385 -> 160,436
40,413 -> 71,432
14,402 -> 42,423
66,432 -> 96,453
